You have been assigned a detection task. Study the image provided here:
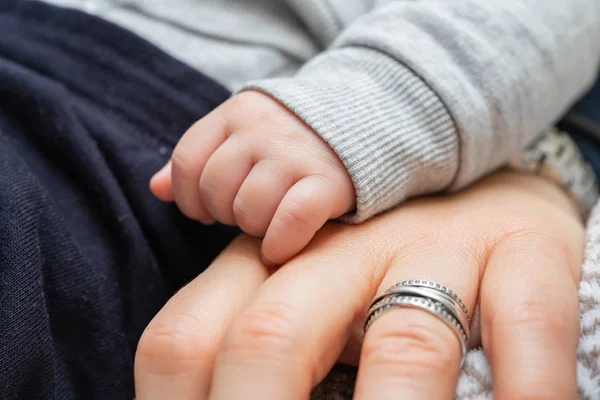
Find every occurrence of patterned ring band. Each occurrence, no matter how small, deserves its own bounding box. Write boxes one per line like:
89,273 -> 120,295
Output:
364,281 -> 471,366
364,295 -> 468,365
367,285 -> 470,338
385,280 -> 470,324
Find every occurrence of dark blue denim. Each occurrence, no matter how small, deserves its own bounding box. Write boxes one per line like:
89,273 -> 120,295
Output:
0,1 -> 237,398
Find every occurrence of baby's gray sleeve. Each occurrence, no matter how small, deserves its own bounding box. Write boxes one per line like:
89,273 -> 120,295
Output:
244,0 -> 600,222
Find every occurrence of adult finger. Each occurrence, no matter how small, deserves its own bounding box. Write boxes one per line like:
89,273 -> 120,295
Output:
135,236 -> 269,400
207,221 -> 393,399
355,218 -> 481,400
481,219 -> 584,399
170,109 -> 229,223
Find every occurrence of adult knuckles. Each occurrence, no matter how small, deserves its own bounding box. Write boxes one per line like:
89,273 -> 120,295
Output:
499,388 -> 574,400
492,220 -> 582,280
382,212 -> 486,271
495,212 -> 553,239
496,298 -> 572,337
137,313 -> 215,373
362,316 -> 456,379
495,225 -> 557,257
222,302 -> 303,360
486,197 -> 582,246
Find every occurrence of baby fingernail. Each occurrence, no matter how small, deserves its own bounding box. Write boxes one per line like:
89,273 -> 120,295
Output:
260,252 -> 279,269
198,216 -> 216,225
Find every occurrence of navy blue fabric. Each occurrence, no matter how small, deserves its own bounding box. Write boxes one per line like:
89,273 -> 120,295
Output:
0,1 -> 238,398
573,79 -> 600,127
564,79 -> 600,178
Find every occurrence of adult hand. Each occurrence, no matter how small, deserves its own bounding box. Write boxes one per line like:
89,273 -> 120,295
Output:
135,171 -> 584,399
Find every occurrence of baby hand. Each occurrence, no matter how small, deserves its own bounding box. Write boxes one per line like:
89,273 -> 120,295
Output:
150,91 -> 355,265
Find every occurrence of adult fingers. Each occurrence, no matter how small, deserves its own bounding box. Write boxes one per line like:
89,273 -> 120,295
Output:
170,109 -> 229,223
355,220 -> 482,400
207,221 -> 392,399
481,222 -> 584,399
135,236 -> 269,400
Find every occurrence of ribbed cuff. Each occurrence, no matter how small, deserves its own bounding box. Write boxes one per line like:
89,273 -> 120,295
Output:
243,47 -> 459,222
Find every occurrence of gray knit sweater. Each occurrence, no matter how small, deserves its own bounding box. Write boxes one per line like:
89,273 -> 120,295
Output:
46,0 -> 600,221
245,0 -> 600,221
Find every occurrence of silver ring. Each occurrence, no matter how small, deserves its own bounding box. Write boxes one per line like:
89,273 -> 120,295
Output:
364,280 -> 470,366
370,286 -> 470,338
387,280 -> 470,324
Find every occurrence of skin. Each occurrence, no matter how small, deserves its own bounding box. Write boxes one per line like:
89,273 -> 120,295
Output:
136,171 -> 585,399
150,91 -> 356,266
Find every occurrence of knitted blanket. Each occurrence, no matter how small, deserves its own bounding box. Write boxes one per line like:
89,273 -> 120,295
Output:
312,203 -> 600,400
